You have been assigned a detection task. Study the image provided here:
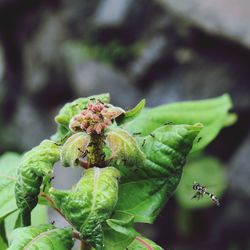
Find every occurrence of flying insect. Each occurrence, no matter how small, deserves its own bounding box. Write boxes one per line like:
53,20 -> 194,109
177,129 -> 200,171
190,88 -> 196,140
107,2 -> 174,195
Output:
192,182 -> 220,206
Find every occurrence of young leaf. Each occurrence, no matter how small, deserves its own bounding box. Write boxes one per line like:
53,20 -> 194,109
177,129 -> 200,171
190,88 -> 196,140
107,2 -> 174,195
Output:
0,153 -> 21,222
50,167 -> 120,250
108,125 -> 202,223
175,155 -> 227,209
116,99 -> 145,126
7,224 -> 74,250
106,128 -> 146,182
4,205 -> 48,244
127,236 -> 163,250
123,94 -> 236,152
103,212 -> 139,250
52,93 -> 110,142
15,140 -> 60,226
61,132 -> 90,167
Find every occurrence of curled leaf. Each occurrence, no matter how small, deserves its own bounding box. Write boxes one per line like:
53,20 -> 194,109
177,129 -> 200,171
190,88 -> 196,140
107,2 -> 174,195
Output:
7,224 -> 73,250
103,212 -> 139,250
61,132 -> 90,167
50,167 -> 120,250
15,140 -> 60,226
106,128 -> 146,181
116,99 -> 145,125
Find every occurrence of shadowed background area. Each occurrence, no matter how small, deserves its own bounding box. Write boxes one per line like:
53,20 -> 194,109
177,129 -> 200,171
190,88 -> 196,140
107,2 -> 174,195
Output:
0,0 -> 250,249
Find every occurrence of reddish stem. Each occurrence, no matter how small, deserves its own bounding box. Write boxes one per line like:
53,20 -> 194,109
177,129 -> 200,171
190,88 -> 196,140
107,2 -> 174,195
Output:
135,237 -> 154,250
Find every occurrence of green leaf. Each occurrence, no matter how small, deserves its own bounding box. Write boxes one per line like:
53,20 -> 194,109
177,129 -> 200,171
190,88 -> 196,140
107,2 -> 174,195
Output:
106,128 -> 146,182
124,94 -> 236,152
116,99 -> 145,125
175,155 -> 227,209
15,140 -> 60,226
127,236 -> 163,250
52,93 -> 110,142
50,167 -> 120,250
31,205 -> 48,226
0,236 -> 7,250
4,205 -> 48,243
61,132 -> 90,167
0,153 -> 21,222
107,125 -> 202,223
7,224 -> 74,250
103,212 -> 138,250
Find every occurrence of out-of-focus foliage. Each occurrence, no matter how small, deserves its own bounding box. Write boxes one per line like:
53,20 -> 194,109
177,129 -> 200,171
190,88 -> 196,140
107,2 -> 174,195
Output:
64,40 -> 143,65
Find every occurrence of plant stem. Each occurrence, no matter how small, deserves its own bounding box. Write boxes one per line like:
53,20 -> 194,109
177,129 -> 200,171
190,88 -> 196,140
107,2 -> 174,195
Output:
87,132 -> 105,167
40,192 -> 69,225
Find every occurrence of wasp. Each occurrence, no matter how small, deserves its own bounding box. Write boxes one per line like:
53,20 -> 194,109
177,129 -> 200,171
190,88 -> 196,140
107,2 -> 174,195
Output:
192,182 -> 220,206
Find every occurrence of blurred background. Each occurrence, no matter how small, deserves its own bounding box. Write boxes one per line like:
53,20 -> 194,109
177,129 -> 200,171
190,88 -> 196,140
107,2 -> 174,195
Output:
0,0 -> 250,249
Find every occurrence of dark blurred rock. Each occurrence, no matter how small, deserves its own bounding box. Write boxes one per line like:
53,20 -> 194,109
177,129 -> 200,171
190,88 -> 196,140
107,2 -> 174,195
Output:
145,52 -> 250,109
0,99 -> 53,151
229,134 -> 250,197
61,0 -> 100,37
92,0 -> 165,44
24,11 -> 68,96
94,0 -> 133,27
68,60 -> 140,108
157,0 -> 250,48
128,36 -> 169,82
0,43 -> 6,104
0,43 -> 5,81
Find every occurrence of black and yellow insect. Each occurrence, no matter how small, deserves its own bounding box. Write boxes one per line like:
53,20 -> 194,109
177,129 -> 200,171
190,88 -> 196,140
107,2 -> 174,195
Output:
192,182 -> 220,206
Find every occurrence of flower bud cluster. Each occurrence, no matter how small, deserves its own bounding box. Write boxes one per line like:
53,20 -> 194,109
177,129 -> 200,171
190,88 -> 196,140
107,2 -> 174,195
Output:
69,100 -> 124,134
